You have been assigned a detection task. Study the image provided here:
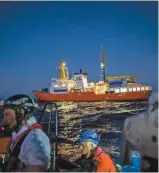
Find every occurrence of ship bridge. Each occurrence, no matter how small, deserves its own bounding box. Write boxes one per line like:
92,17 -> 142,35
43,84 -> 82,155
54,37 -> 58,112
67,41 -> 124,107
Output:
73,69 -> 88,89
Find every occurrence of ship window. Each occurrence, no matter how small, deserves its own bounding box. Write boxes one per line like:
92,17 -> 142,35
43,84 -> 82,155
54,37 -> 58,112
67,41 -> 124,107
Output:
133,88 -> 136,91
76,77 -> 82,80
115,88 -> 120,93
121,88 -> 127,92
141,87 -> 145,91
137,87 -> 140,91
129,88 -> 133,92
124,88 -> 127,92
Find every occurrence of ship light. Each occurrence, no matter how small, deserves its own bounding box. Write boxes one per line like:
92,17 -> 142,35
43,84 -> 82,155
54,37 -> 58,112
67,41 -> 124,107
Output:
101,63 -> 105,68
129,88 -> 133,92
133,88 -> 136,91
90,82 -> 94,86
115,88 -> 120,93
121,88 -> 127,92
146,87 -> 149,90
141,87 -> 145,91
137,87 -> 140,91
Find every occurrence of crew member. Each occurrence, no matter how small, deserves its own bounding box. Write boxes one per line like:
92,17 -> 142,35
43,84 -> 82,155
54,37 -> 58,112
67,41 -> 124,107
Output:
1,94 -> 51,172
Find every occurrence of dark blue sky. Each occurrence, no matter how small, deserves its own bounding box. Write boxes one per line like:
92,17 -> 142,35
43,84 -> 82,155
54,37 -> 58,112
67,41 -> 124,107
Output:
0,1 -> 158,98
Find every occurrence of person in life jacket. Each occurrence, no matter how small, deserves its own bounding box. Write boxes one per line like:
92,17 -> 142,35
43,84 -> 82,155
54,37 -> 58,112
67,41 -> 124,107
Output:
74,130 -> 117,172
119,92 -> 158,172
0,94 -> 51,172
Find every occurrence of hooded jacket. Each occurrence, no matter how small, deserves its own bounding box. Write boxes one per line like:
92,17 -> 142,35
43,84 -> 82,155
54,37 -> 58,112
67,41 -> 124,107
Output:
93,147 -> 116,172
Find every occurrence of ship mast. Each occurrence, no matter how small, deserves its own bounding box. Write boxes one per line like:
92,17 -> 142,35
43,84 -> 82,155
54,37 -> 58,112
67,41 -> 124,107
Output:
100,45 -> 106,82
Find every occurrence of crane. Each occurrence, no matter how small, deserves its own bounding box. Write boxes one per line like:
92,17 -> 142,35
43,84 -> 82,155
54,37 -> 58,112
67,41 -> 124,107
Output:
106,76 -> 139,83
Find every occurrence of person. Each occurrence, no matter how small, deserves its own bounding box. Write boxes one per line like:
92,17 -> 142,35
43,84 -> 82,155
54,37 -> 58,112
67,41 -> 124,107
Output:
0,94 -> 51,172
74,130 -> 117,172
120,92 -> 158,172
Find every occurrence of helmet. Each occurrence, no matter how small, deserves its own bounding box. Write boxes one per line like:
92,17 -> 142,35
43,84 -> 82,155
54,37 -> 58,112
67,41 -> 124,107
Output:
78,130 -> 100,145
1,94 -> 35,126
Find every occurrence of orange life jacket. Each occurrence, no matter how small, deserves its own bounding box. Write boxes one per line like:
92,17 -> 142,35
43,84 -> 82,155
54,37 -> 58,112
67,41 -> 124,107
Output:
93,147 -> 117,172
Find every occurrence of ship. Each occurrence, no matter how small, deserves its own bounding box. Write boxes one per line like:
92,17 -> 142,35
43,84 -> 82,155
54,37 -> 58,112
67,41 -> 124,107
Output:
33,46 -> 152,102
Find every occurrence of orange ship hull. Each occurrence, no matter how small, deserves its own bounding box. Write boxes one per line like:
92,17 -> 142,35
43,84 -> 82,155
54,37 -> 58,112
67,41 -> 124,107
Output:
33,90 -> 152,102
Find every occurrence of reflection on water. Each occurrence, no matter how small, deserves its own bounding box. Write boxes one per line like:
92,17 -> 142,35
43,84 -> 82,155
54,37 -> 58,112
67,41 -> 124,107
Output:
55,101 -> 148,161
